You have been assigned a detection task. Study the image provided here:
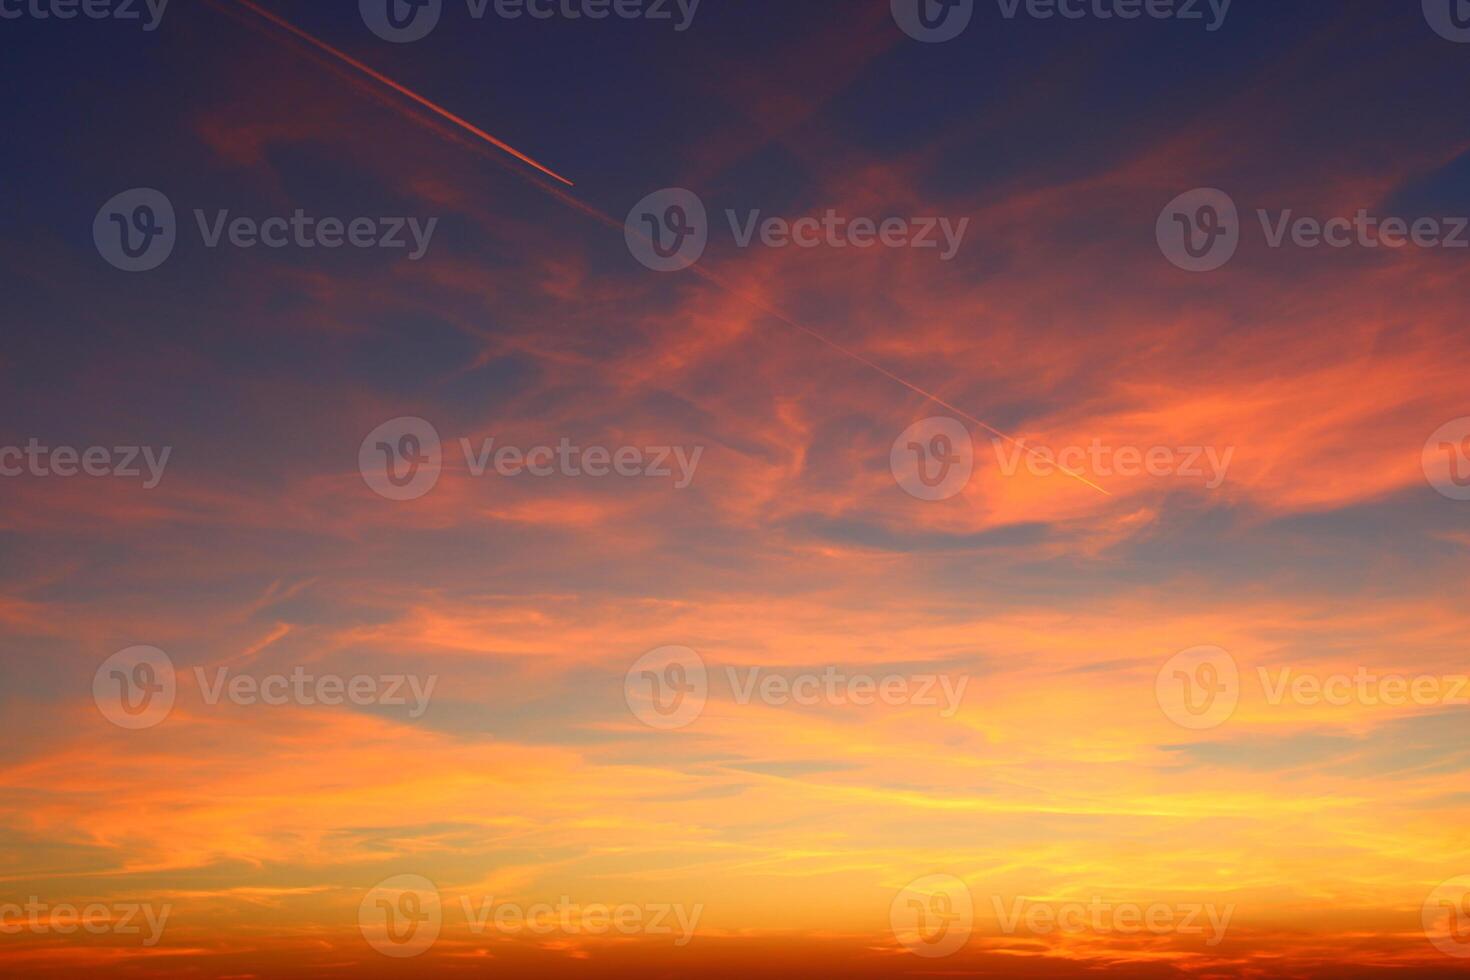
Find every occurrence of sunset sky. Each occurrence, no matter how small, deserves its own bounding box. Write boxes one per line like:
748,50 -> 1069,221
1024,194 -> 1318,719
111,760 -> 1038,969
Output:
4,1 -> 1470,976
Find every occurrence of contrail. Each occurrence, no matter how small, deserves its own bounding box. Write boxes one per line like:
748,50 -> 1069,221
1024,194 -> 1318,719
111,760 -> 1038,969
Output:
217,0 -> 1106,496
223,0 -> 574,187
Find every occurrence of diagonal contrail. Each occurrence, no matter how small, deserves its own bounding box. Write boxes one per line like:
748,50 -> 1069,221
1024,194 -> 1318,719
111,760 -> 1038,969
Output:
217,0 -> 1107,495
224,0 -> 574,186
